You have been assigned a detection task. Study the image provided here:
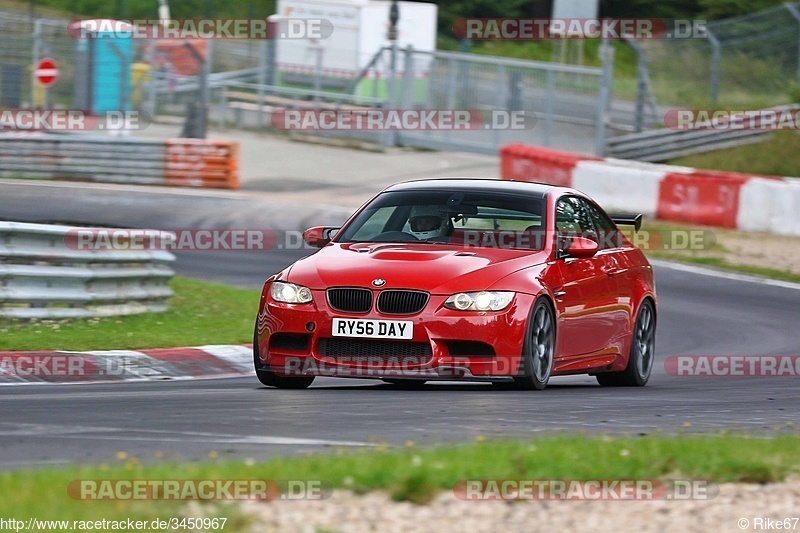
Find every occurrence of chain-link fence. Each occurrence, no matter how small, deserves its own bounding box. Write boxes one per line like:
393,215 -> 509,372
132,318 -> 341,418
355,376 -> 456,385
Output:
635,2 -> 800,108
386,46 -> 612,155
0,9 -> 615,155
0,14 -> 75,108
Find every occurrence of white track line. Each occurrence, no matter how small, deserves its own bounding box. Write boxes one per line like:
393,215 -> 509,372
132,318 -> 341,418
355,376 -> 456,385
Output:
651,259 -> 800,291
0,424 -> 373,447
0,178 -> 249,199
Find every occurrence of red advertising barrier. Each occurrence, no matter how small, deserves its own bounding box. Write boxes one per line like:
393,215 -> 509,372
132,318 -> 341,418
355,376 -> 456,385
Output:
500,144 -> 598,187
656,172 -> 751,228
500,142 -> 795,233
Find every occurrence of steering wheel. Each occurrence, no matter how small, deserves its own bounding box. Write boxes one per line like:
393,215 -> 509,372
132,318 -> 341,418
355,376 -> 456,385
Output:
372,231 -> 419,242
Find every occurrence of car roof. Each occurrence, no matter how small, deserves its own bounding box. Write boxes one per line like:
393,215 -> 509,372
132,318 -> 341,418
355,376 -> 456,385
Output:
384,178 -> 558,200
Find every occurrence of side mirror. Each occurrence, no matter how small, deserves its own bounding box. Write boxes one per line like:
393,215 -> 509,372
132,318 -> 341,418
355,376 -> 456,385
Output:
302,226 -> 339,248
561,236 -> 599,259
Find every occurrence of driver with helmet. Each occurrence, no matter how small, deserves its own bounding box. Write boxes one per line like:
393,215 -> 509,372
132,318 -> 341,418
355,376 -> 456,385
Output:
407,205 -> 452,241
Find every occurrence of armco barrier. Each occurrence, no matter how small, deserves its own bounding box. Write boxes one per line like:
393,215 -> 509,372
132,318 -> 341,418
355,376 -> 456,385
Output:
0,134 -> 239,189
0,222 -> 175,319
500,144 -> 799,235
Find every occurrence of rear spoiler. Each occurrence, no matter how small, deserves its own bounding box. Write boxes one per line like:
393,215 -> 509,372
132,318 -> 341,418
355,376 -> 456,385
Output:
610,214 -> 643,231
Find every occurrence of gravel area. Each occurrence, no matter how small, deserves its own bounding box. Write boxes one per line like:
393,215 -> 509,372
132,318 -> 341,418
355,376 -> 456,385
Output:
229,480 -> 800,533
717,230 -> 800,275
644,221 -> 800,276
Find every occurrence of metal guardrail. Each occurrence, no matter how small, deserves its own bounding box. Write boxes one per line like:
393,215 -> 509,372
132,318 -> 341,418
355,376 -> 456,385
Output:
0,222 -> 175,319
0,134 -> 167,184
0,134 -> 239,189
605,105 -> 800,161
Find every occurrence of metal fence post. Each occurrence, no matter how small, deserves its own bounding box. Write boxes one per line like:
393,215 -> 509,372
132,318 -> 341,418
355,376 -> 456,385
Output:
594,39 -> 614,156
706,28 -> 721,103
493,64 -> 506,149
383,42 -> 400,147
217,87 -> 227,130
401,45 -> 415,109
313,41 -> 323,105
257,39 -> 267,128
31,18 -> 42,108
445,56 -> 457,110
183,42 -> 208,138
143,39 -> 157,118
632,42 -> 647,132
266,36 -> 277,91
786,2 -> 800,86
199,42 -> 210,137
545,67 -> 554,147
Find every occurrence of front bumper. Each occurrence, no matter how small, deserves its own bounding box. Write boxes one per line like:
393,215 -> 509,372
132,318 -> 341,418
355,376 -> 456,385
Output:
256,288 -> 535,380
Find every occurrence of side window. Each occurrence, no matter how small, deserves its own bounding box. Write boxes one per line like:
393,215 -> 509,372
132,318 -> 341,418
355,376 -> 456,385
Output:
582,199 -> 621,250
555,197 -> 595,237
555,197 -> 580,235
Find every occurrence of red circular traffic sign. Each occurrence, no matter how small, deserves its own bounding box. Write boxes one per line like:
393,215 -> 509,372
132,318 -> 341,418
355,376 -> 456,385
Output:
35,58 -> 59,87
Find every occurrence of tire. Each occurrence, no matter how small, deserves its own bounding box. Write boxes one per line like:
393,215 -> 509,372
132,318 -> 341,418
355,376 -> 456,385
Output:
596,299 -> 655,387
512,298 -> 556,391
382,379 -> 427,389
253,324 -> 314,389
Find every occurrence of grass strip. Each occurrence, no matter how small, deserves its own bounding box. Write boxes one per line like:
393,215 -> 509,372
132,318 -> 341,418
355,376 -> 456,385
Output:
0,277 -> 261,351
0,434 -> 798,518
669,131 -> 800,178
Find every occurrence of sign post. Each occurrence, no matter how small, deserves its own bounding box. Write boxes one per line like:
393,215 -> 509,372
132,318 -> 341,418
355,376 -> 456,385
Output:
34,57 -> 59,108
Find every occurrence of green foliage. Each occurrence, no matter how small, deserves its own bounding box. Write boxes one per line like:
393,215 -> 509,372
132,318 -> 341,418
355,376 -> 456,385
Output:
1,435 -> 799,519
601,0 -> 703,20
670,131 -> 800,178
0,277 -> 260,351
28,0 -> 277,19
25,0 -> 792,35
697,0 -> 788,19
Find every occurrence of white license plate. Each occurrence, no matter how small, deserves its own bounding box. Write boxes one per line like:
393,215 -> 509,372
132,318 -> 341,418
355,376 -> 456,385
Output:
332,318 -> 413,340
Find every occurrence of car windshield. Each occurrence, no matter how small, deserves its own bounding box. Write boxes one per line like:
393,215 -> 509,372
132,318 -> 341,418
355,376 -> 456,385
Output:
336,189 -> 546,250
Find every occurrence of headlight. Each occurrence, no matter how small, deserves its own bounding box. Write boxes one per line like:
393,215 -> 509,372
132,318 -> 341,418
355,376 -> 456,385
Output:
270,281 -> 313,304
444,291 -> 514,311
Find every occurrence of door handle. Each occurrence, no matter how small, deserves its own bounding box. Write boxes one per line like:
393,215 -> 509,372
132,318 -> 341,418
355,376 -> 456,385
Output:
553,290 -> 566,298
605,268 -> 625,276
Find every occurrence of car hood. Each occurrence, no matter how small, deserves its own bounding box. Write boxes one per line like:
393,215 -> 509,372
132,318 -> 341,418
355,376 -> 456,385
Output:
285,243 -> 548,294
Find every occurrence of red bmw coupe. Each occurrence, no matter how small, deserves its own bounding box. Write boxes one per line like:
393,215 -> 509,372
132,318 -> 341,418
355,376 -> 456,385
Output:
254,179 -> 656,390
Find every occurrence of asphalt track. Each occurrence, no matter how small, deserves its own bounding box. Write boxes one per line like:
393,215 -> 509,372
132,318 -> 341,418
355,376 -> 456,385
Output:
1,181 -> 799,468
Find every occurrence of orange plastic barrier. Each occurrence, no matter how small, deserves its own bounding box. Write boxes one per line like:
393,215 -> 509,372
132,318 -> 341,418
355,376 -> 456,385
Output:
164,139 -> 239,189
